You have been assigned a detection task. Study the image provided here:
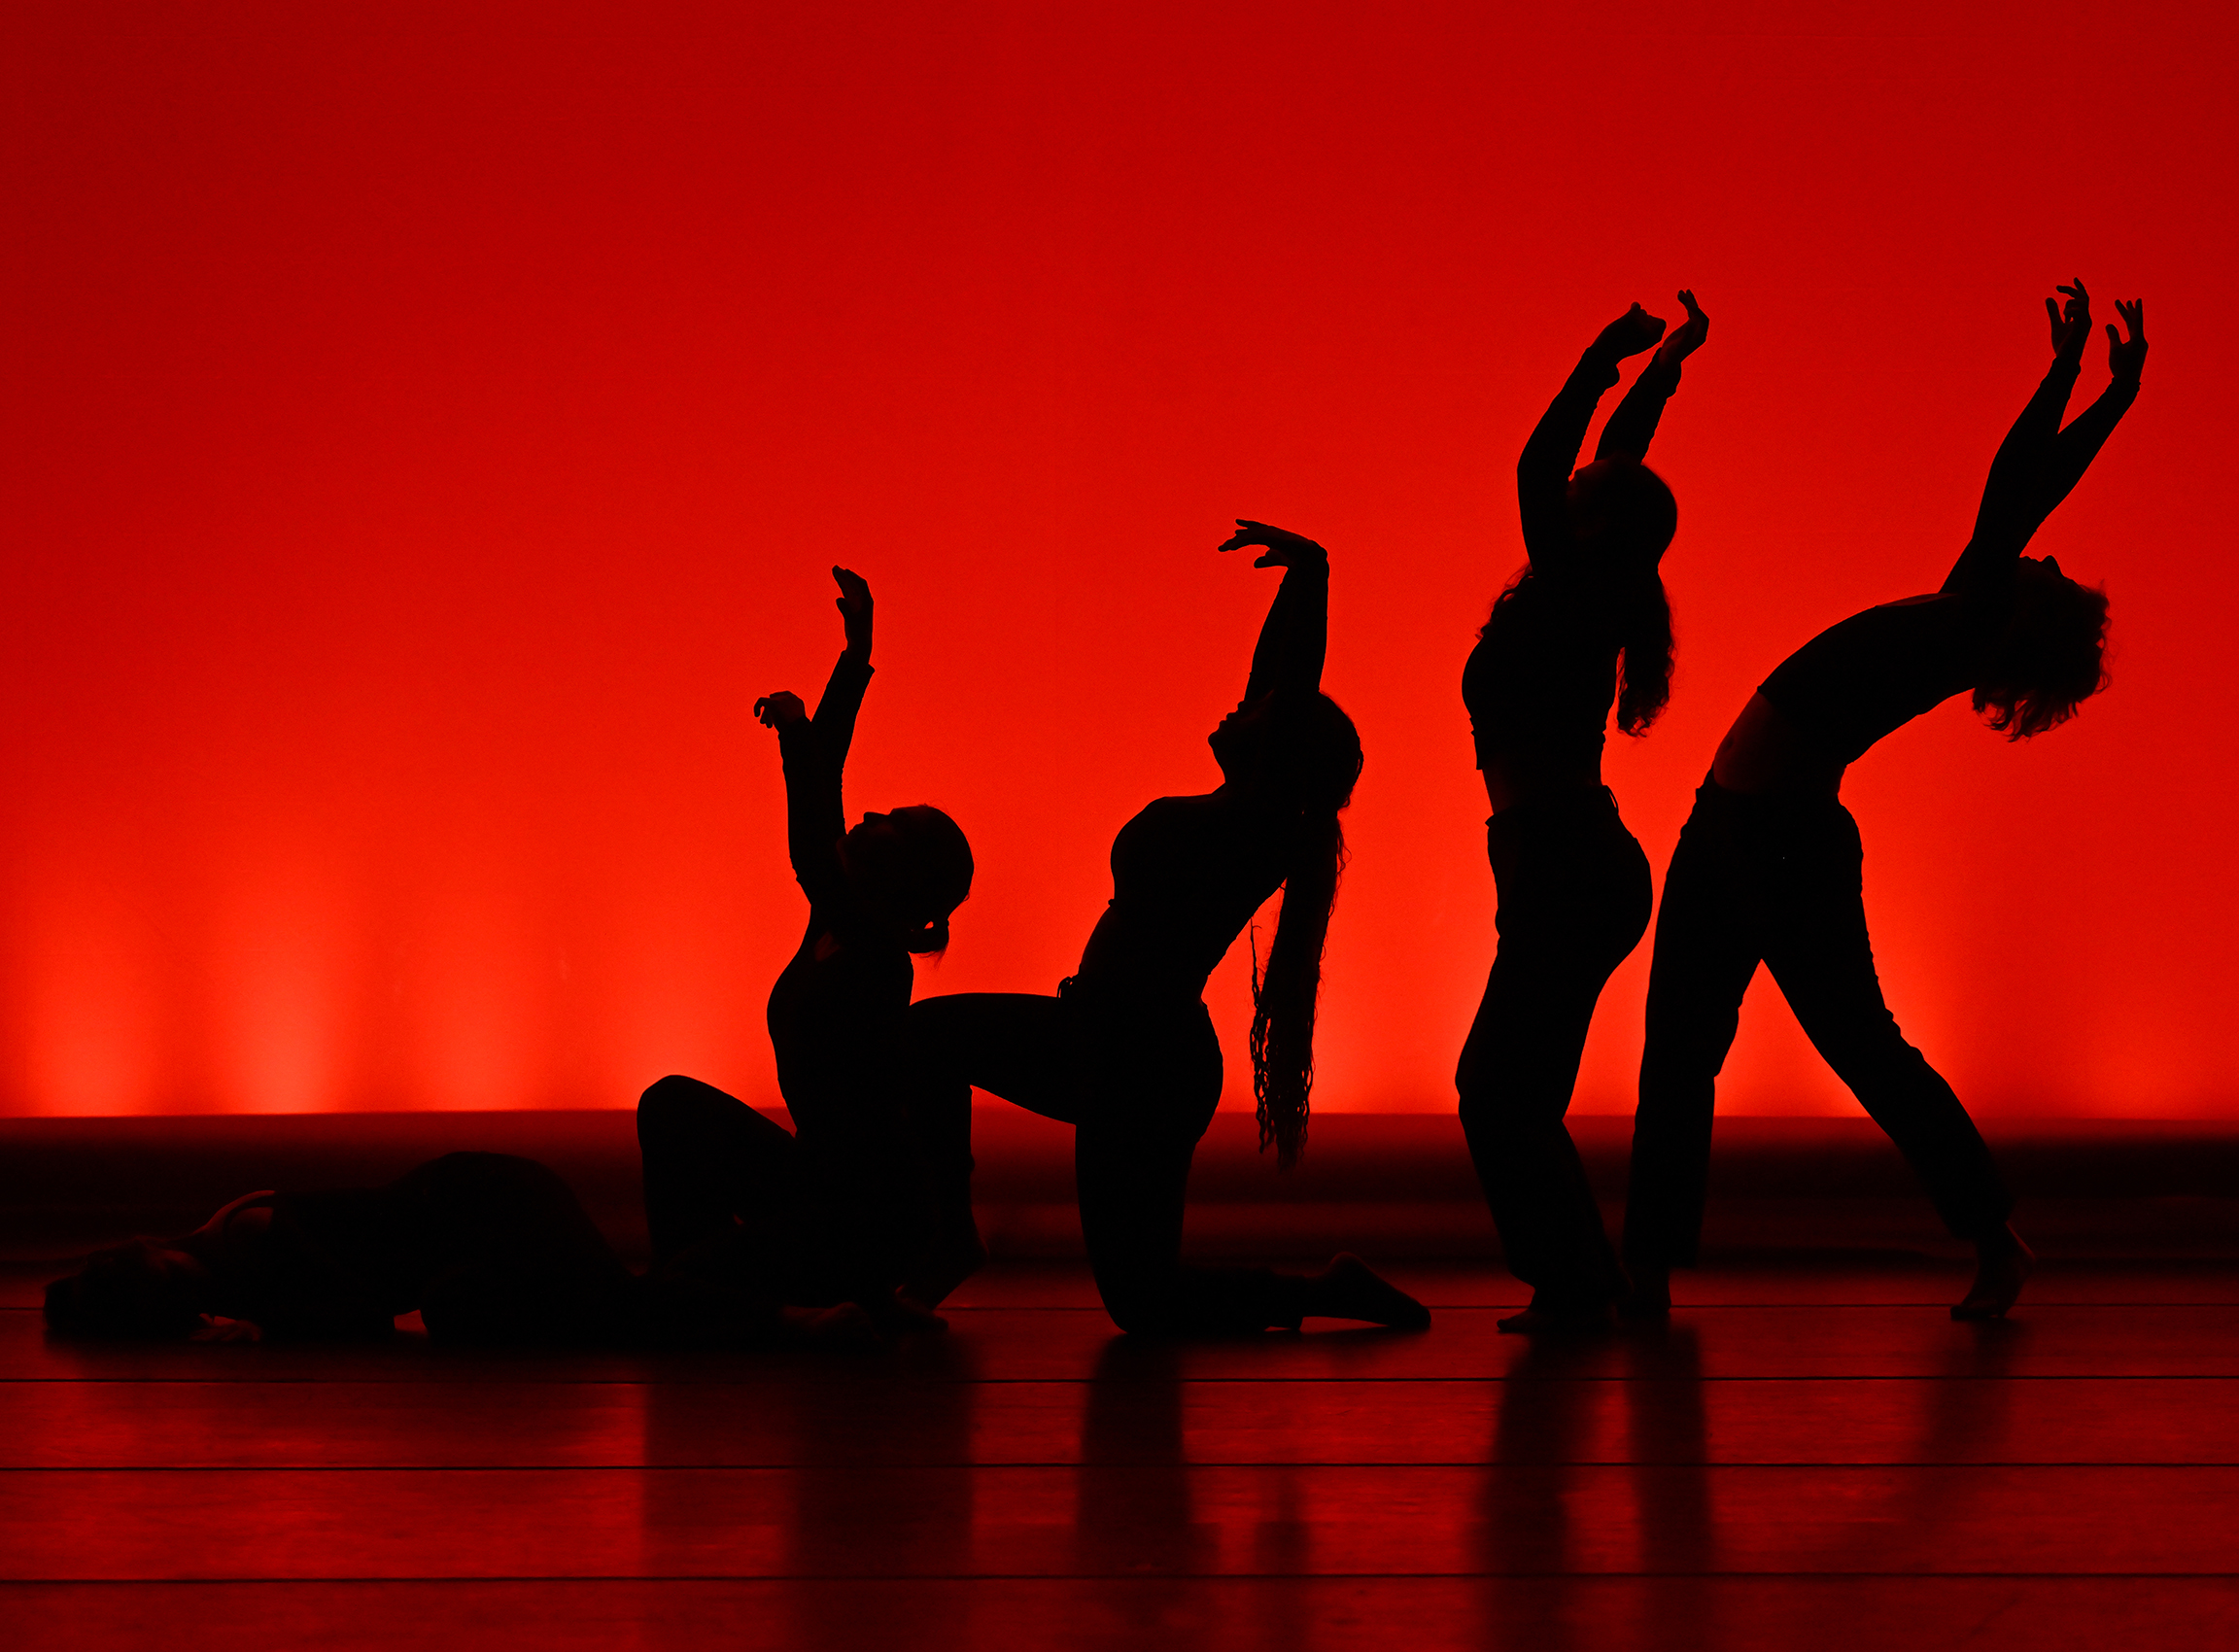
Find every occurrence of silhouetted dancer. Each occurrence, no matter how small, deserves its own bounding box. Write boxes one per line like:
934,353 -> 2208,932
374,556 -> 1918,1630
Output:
638,567 -> 976,1339
41,1152 -> 860,1346
906,524 -> 1429,1335
1459,293 -> 1708,1334
1623,284 -> 2147,1322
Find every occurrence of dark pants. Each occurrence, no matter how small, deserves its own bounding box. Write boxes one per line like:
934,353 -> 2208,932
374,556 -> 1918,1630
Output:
1456,788 -> 1651,1308
906,987 -> 1302,1335
1623,779 -> 2013,1270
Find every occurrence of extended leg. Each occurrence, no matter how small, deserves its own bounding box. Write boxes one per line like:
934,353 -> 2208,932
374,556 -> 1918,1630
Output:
1759,821 -> 2021,1313
1623,808 -> 1767,1289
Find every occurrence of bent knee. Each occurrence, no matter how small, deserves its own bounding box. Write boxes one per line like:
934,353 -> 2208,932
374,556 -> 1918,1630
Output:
637,1074 -> 720,1137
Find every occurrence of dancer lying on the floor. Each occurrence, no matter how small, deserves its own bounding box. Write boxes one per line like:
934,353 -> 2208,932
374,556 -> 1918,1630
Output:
1623,283 -> 2146,1322
639,566 -> 976,1337
904,523 -> 1430,1336
42,1151 -> 862,1346
1458,292 -> 1708,1335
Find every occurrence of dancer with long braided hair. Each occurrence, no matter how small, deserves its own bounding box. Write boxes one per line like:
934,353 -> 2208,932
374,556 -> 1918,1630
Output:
907,525 -> 1427,1334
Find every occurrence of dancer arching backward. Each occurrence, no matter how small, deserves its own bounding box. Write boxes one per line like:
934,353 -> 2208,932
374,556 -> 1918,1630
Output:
638,568 -> 976,1338
1458,293 -> 1708,1334
1623,283 -> 2147,1322
907,526 -> 1429,1335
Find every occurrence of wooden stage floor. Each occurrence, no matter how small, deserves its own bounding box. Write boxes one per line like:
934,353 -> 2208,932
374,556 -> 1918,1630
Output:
8,1258 -> 2239,1649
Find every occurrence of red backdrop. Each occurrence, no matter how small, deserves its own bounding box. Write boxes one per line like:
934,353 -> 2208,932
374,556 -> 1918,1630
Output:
5,1 -> 2234,1119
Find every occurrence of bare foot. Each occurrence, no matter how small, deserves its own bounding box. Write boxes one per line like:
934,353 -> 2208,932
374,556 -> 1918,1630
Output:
1303,1254 -> 1430,1330
1497,1300 -> 1615,1335
1951,1223 -> 2035,1321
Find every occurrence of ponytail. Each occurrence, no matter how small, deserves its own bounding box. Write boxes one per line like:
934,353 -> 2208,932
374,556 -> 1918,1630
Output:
1251,809 -> 1345,1168
1245,690 -> 1361,1169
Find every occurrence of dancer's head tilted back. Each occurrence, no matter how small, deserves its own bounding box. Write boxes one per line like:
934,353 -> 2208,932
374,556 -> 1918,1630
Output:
755,565 -> 975,956
1494,456 -> 1678,738
1962,291 -> 2144,740
841,804 -> 974,954
1566,456 -> 1678,568
1483,291 -> 1707,746
1974,558 -> 2111,739
1209,519 -> 1365,1167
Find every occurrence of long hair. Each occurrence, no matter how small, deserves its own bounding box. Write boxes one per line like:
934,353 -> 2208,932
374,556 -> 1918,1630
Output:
1975,571 -> 2112,740
1490,460 -> 1676,736
1246,691 -> 1362,1168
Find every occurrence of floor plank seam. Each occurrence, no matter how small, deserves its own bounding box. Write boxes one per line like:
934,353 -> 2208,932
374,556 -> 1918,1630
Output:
10,1459 -> 2239,1470
8,1570 -> 2238,1585
15,1373 -> 2239,1387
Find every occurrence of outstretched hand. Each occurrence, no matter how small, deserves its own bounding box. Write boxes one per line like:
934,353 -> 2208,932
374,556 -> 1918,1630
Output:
1657,289 -> 1709,363
754,690 -> 807,731
1218,519 -> 1327,569
1592,302 -> 1667,361
832,566 -> 873,659
2107,297 -> 2148,383
2047,279 -> 2093,362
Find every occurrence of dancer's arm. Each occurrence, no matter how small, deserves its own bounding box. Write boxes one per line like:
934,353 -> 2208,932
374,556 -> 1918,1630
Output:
756,568 -> 876,907
809,567 -> 876,761
1519,303 -> 1666,564
1952,284 -> 2140,591
1219,520 -> 1329,700
2021,298 -> 2147,541
1597,290 -> 1708,463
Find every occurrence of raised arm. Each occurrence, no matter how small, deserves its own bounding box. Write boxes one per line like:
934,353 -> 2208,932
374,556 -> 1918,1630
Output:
1597,290 -> 1709,463
2024,297 -> 2147,537
755,567 -> 877,909
1219,520 -> 1328,702
1518,303 -> 1667,563
1946,284 -> 2141,593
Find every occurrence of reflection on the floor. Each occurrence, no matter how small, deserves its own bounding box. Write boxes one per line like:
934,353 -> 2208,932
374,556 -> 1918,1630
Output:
7,1263 -> 2239,1650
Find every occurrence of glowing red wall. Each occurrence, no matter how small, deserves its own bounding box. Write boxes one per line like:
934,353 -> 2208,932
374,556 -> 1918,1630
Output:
6,2 -> 2234,1117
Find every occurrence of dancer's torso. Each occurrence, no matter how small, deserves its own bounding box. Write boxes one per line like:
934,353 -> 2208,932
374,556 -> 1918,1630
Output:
1463,573 -> 1620,814
1076,792 -> 1290,1002
1717,591 -> 2000,794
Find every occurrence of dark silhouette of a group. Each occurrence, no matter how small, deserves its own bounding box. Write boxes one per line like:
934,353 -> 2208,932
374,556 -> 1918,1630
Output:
47,283 -> 2148,1347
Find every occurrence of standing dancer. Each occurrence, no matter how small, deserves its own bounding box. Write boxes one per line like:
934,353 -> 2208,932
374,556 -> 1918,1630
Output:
1624,284 -> 2146,1320
638,567 -> 976,1336
907,525 -> 1428,1335
1459,293 -> 1709,1332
